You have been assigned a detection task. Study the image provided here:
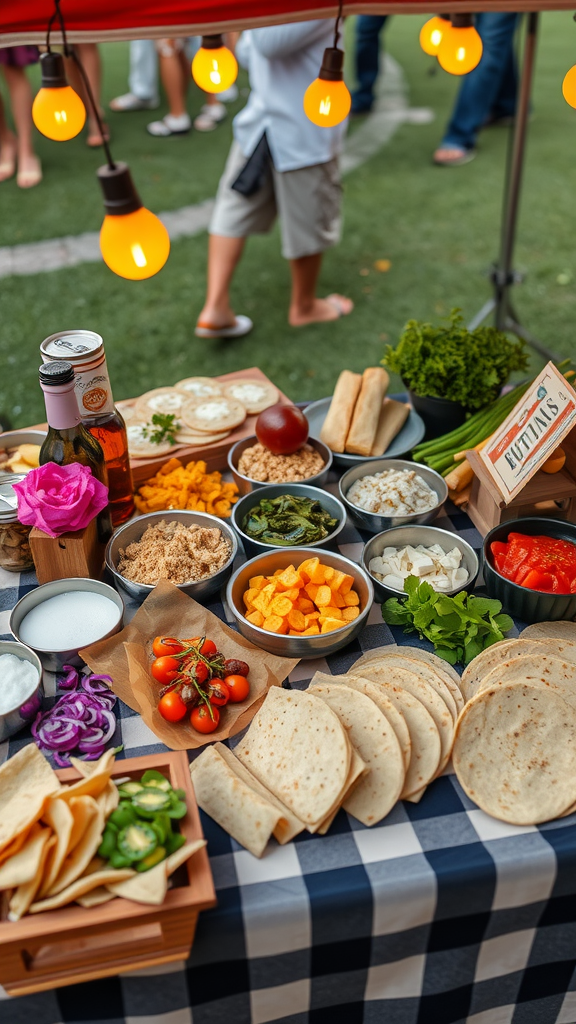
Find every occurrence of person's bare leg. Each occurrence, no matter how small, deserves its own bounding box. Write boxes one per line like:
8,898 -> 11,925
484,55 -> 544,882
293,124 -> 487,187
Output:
197,234 -> 246,327
159,46 -> 187,117
288,253 -> 353,326
0,92 -> 17,181
65,43 -> 106,142
2,65 -> 40,186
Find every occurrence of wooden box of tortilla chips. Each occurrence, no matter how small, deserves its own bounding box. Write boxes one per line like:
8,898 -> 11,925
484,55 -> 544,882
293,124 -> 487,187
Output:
0,748 -> 215,997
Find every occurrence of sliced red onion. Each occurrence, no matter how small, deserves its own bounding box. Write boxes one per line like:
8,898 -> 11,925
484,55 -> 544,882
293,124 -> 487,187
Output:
32,670 -> 118,765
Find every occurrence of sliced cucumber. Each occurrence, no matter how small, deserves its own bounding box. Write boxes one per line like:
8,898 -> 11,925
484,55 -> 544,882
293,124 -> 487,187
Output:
118,781 -> 145,797
141,770 -> 172,792
117,823 -> 158,861
132,789 -> 171,816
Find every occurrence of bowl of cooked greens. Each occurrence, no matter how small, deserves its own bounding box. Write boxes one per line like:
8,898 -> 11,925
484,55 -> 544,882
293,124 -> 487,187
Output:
231,484 -> 346,557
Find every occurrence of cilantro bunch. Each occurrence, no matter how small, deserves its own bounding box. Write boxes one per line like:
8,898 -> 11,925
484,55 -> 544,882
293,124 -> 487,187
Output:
382,309 -> 528,412
382,577 -> 514,665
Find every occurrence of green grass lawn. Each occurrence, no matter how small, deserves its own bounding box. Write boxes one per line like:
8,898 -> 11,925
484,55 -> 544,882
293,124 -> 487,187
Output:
1,13 -> 576,428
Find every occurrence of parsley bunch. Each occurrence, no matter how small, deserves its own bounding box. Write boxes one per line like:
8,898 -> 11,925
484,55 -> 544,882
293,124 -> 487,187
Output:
382,309 -> 528,412
141,413 -> 180,446
382,576 -> 514,665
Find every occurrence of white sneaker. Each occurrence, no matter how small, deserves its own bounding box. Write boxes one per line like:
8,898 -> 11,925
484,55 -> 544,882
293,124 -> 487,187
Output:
193,102 -> 226,132
217,84 -> 238,103
110,92 -> 160,112
146,113 -> 192,136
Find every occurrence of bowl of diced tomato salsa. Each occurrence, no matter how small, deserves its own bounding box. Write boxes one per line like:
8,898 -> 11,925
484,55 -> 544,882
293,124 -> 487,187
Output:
483,517 -> 576,624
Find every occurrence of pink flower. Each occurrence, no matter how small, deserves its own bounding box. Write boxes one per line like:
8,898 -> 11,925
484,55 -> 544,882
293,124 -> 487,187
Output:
14,463 -> 109,539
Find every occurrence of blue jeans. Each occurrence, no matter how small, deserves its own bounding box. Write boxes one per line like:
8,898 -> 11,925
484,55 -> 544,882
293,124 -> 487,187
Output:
352,15 -> 389,113
442,12 -> 519,150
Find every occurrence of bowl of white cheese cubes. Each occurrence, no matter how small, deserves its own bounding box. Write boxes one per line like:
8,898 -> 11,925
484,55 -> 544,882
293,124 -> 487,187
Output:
0,639 -> 43,741
362,525 -> 479,602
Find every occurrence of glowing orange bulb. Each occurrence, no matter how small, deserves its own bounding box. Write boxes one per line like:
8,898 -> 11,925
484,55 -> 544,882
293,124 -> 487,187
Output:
192,44 -> 238,93
437,25 -> 483,75
304,78 -> 351,127
419,17 -> 448,56
32,85 -> 86,141
100,208 -> 170,280
562,65 -> 576,108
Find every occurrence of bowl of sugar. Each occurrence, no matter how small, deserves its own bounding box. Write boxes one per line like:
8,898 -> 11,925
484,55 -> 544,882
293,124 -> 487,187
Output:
10,578 -> 124,671
0,639 -> 43,742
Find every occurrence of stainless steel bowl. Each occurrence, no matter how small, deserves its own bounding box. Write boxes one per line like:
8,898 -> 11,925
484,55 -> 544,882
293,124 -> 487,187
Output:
339,458 -> 448,534
0,428 -> 47,468
0,639 -> 43,742
231,483 -> 346,558
10,578 -> 124,671
362,525 -> 479,603
106,510 -> 238,605
228,435 -> 332,496
226,547 -> 373,658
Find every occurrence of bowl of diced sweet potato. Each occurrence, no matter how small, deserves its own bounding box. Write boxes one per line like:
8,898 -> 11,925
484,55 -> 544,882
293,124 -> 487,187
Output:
226,548 -> 373,657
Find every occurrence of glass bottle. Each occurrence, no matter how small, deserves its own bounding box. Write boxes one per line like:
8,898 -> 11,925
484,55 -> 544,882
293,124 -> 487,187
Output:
40,330 -> 134,525
38,360 -> 113,544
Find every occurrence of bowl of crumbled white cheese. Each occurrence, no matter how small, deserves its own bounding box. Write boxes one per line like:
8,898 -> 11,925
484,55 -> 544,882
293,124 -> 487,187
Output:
362,524 -> 479,601
339,459 -> 448,533
0,639 -> 43,741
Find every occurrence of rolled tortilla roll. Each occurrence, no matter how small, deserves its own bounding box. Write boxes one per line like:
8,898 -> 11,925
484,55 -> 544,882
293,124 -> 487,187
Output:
371,398 -> 410,457
320,370 -> 362,453
345,367 -> 389,456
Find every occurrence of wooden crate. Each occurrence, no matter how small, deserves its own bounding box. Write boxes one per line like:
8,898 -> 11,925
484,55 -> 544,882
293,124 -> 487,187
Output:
0,750 -> 216,996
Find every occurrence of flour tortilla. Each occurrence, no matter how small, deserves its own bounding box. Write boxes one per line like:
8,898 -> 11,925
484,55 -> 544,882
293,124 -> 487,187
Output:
181,396 -> 247,433
461,639 -> 576,701
46,797 -> 104,896
222,379 -> 278,414
0,824 -> 47,889
0,744 -> 61,855
351,645 -> 462,689
29,867 -> 134,914
174,377 -> 224,399
308,682 -> 405,826
66,795 -> 99,855
453,682 -> 576,824
174,428 -> 230,446
520,621 -> 576,641
477,655 -> 576,709
234,687 -> 351,827
9,832 -> 55,921
314,747 -> 368,834
38,797 -> 75,897
134,387 -> 187,420
350,654 -> 458,722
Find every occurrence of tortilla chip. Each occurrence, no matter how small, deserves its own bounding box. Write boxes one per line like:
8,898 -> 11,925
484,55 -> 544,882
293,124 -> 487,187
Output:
96,780 -> 120,818
57,749 -> 116,804
0,829 -> 30,868
47,797 -> 104,896
9,832 -> 55,921
67,796 -> 99,855
38,798 -> 75,897
106,839 -> 207,905
76,886 -> 117,908
29,867 -> 133,914
0,745 -> 61,855
0,823 -> 46,889
166,839 -> 206,875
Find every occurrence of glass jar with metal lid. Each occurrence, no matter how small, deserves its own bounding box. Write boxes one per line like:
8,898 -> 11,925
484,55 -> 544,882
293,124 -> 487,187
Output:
0,474 -> 34,573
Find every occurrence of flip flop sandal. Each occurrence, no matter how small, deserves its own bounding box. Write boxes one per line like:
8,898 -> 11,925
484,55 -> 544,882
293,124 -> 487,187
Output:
195,314 -> 253,339
147,115 -> 191,137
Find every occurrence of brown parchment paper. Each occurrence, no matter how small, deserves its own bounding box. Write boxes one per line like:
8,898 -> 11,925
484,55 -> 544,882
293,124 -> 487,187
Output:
79,579 -> 300,750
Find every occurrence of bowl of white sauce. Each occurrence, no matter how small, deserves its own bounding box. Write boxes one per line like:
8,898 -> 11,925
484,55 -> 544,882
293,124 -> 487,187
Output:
10,578 -> 124,671
0,639 -> 43,741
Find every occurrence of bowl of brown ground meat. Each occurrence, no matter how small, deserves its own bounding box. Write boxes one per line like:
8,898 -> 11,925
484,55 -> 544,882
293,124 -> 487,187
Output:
105,511 -> 238,604
228,435 -> 332,495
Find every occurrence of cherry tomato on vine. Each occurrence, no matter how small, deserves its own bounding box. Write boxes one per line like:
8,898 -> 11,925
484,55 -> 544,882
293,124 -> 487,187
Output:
151,656 -> 180,685
191,704 -> 220,733
199,639 -> 218,657
158,691 -> 188,722
208,679 -> 230,707
223,675 -> 250,703
193,661 -> 209,685
152,636 -> 184,658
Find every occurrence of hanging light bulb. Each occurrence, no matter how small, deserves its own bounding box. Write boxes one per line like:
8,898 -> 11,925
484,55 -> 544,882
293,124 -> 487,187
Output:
562,65 -> 576,107
304,48 -> 351,127
192,35 -> 238,93
437,15 -> 483,76
97,162 -> 170,281
419,16 -> 450,56
32,51 -> 86,141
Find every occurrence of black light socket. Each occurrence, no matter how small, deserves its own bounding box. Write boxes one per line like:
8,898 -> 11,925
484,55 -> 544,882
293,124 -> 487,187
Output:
450,13 -> 474,28
39,361 -> 75,386
97,161 -> 142,216
319,48 -> 345,83
201,34 -> 224,49
39,51 -> 68,89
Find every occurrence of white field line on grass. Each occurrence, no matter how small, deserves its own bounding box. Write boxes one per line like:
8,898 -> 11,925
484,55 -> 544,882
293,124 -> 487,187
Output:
0,55 -> 432,280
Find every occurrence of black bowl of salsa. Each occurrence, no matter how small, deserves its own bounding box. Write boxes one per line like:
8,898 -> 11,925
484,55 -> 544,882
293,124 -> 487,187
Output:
483,516 -> 576,624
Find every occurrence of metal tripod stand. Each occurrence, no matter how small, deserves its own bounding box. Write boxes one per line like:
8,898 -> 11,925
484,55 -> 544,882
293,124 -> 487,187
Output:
468,11 -> 559,362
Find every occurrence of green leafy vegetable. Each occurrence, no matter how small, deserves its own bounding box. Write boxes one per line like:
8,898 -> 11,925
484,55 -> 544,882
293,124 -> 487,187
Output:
381,575 -> 514,665
242,494 -> 338,546
142,413 -> 180,446
382,308 -> 528,411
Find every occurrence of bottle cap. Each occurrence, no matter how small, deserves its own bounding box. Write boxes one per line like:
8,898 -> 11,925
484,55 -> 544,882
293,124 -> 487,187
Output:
39,361 -> 75,387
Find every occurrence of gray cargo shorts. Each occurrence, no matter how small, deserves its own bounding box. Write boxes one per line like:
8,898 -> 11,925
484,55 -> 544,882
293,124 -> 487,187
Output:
209,141 -> 342,260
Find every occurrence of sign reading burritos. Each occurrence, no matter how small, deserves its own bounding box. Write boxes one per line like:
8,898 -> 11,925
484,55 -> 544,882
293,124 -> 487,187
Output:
478,362 -> 576,503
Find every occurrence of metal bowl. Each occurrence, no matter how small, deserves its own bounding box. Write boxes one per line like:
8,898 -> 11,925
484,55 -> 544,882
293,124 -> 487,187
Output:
106,510 -> 238,605
228,435 -> 332,496
227,546 -> 373,658
10,578 -> 124,672
362,525 -> 480,603
339,458 -> 448,534
231,483 -> 347,559
0,639 -> 43,742
483,516 -> 576,624
0,428 -> 47,468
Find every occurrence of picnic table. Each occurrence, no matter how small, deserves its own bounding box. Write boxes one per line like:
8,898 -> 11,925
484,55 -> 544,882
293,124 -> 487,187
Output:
1,472 -> 576,1024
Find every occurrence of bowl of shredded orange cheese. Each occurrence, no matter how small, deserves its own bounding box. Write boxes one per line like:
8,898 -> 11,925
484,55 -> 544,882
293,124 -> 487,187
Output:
133,457 -> 239,517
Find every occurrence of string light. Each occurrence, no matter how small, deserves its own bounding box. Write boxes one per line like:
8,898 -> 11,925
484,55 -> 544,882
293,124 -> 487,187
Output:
437,16 -> 483,76
192,35 -> 238,93
98,163 -> 170,281
32,52 -> 86,140
304,1 -> 351,127
562,65 -> 576,107
419,16 -> 450,57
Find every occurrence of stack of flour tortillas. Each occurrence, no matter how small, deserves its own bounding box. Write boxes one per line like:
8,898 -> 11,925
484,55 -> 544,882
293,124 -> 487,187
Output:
453,621 -> 576,825
191,645 -> 463,857
120,377 -> 278,458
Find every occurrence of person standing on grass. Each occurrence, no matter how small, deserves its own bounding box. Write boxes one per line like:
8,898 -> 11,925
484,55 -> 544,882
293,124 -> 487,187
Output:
195,20 -> 353,340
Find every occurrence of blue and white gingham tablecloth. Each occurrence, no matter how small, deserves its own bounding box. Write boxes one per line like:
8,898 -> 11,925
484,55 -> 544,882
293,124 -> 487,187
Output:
1,474 -> 576,1024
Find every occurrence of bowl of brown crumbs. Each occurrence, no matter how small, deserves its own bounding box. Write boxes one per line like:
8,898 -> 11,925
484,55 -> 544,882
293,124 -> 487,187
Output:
105,511 -> 238,604
228,435 -> 332,495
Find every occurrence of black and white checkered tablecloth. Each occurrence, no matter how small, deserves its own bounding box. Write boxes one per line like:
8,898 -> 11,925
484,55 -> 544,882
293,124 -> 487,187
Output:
2,478 -> 576,1024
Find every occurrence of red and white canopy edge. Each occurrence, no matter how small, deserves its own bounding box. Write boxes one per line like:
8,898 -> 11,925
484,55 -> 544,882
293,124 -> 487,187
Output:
0,0 -> 572,47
